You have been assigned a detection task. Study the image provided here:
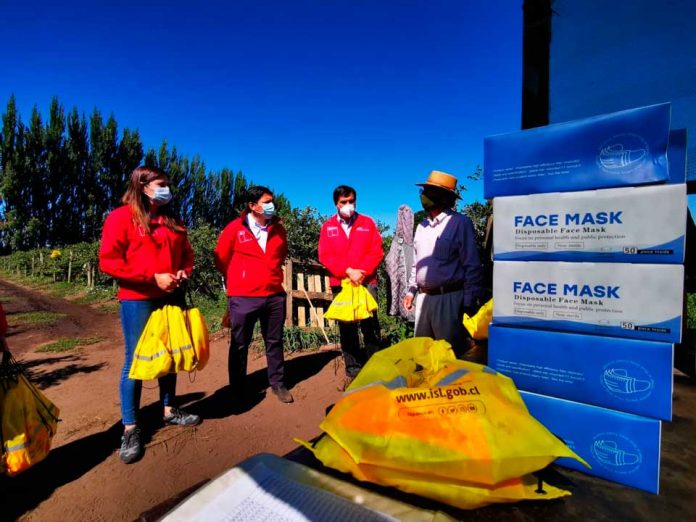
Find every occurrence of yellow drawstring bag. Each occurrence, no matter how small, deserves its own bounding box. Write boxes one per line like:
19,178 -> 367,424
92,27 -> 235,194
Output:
130,304 -> 208,380
320,338 -> 587,486
298,434 -> 572,510
325,278 -> 378,322
166,306 -> 197,373
129,307 -> 173,380
1,356 -> 60,476
463,299 -> 493,340
185,307 -> 209,371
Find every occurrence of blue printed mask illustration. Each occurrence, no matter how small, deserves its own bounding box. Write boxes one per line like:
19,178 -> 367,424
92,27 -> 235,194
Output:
592,440 -> 641,467
601,360 -> 654,402
596,133 -> 650,174
591,433 -> 642,474
603,369 -> 652,394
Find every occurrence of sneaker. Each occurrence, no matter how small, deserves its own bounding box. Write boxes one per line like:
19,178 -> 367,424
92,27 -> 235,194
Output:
271,385 -> 294,403
119,428 -> 143,464
163,407 -> 201,426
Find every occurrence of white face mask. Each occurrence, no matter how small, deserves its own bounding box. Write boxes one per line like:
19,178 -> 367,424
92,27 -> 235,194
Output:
150,186 -> 172,205
339,203 -> 355,218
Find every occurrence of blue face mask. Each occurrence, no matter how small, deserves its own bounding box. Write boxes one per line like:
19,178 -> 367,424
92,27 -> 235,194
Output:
150,186 -> 172,206
261,201 -> 275,218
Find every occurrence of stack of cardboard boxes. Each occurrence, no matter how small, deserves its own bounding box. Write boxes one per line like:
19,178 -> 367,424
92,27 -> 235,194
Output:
483,103 -> 687,494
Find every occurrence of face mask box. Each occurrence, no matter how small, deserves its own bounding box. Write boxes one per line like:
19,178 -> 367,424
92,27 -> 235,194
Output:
493,184 -> 686,263
493,261 -> 683,343
489,325 -> 673,420
484,103 -> 670,198
520,391 -> 661,494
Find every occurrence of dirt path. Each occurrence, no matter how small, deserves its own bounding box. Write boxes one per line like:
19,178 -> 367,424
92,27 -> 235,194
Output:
0,277 -> 346,521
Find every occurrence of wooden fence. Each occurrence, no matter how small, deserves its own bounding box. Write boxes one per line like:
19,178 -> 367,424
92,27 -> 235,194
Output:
283,258 -> 335,329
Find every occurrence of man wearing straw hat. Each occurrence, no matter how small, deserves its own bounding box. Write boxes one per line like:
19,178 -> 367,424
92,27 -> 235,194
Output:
403,170 -> 484,357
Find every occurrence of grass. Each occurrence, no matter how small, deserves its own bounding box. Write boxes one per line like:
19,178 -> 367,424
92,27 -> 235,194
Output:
36,336 -> 106,353
196,295 -> 228,333
0,295 -> 13,303
14,311 -> 66,326
76,286 -> 118,304
97,302 -> 120,313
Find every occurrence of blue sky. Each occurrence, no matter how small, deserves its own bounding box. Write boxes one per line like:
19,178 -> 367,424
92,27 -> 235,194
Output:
1,0 -> 523,229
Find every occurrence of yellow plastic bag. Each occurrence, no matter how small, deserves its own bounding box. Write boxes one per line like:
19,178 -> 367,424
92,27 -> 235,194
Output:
463,299 -> 493,340
185,307 -> 210,371
129,307 -> 173,380
321,338 -> 587,486
1,363 -> 60,476
298,434 -> 571,510
166,306 -> 197,373
325,278 -> 378,322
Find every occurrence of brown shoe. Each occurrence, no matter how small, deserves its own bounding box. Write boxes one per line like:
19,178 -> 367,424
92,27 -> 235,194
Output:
271,385 -> 294,403
337,375 -> 355,392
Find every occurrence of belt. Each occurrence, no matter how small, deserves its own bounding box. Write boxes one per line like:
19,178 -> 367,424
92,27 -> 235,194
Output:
419,281 -> 465,295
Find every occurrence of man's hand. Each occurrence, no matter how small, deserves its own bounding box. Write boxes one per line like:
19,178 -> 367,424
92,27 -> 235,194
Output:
403,294 -> 414,311
346,267 -> 366,285
155,273 -> 179,293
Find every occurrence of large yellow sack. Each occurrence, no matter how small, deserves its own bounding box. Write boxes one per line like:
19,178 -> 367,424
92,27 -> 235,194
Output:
1,372 -> 60,476
463,298 -> 493,340
298,434 -> 571,510
322,338 -> 587,486
348,337 -> 455,390
325,278 -> 378,322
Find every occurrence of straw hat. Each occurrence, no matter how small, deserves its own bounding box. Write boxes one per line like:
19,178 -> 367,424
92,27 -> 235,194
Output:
416,170 -> 461,199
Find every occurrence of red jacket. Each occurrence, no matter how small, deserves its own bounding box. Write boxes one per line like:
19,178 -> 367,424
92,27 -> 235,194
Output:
318,213 -> 384,287
99,205 -> 195,300
214,210 -> 288,297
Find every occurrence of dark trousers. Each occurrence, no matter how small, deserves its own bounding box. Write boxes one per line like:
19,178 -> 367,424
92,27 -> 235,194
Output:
332,284 -> 382,377
227,293 -> 286,389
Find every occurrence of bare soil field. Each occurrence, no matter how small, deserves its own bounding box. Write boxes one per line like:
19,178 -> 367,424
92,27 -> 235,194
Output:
0,277 -> 346,521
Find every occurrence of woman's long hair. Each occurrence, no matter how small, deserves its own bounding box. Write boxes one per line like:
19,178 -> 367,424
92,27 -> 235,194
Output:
122,166 -> 185,234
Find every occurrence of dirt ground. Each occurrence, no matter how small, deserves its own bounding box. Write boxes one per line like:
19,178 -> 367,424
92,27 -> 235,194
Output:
2,276 -> 696,522
0,277 -> 347,521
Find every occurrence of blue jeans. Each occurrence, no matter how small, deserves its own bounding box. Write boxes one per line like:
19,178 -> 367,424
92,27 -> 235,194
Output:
119,298 -> 179,425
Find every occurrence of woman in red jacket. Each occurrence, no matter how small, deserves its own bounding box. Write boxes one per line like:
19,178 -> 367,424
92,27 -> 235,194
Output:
99,165 -> 200,465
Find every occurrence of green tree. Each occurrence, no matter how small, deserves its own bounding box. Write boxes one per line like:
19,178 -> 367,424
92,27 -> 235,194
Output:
25,106 -> 48,246
279,205 -> 325,262
115,127 -> 144,200
65,108 -> 90,242
0,95 -> 19,172
45,97 -> 66,243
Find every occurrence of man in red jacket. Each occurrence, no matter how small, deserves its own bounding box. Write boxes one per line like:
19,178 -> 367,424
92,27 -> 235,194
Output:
319,185 -> 384,390
214,186 -> 293,403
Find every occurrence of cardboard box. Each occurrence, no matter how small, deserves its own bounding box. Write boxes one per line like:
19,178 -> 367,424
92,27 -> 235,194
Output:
492,261 -> 683,343
520,391 -> 661,494
667,128 -> 687,184
489,325 -> 674,420
492,184 -> 686,263
484,103 -> 670,198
